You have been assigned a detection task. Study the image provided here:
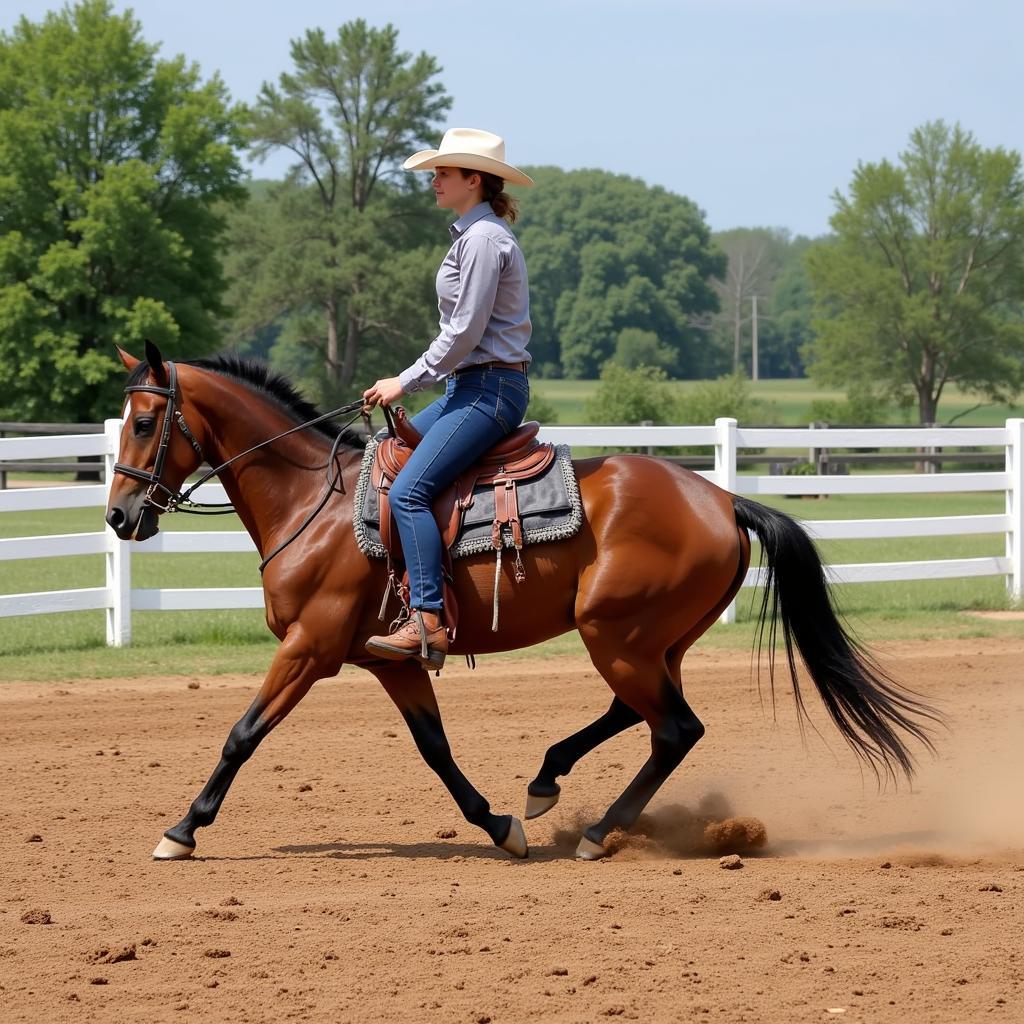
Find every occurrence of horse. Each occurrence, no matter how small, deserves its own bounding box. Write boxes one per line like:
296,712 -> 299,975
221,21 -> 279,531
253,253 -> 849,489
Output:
105,342 -> 938,862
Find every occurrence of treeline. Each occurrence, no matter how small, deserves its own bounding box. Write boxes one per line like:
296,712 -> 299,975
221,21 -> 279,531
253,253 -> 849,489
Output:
2,2 -> 1022,425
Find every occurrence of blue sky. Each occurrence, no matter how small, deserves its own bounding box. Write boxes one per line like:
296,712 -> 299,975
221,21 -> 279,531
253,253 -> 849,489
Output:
4,0 -> 1021,237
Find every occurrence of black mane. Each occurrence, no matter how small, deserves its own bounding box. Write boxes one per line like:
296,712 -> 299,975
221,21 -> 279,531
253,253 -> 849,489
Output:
127,353 -> 366,448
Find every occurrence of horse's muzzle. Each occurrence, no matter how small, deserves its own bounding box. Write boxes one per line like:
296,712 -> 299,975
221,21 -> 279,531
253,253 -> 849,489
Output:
105,501 -> 160,542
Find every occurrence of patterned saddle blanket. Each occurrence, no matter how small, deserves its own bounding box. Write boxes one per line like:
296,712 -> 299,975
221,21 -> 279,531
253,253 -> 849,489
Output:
352,435 -> 583,562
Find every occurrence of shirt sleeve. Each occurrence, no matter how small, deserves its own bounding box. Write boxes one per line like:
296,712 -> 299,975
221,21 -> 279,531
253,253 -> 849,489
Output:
399,233 -> 502,393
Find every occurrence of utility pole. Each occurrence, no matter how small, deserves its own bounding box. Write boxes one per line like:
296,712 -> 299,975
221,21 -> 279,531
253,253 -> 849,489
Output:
751,294 -> 759,382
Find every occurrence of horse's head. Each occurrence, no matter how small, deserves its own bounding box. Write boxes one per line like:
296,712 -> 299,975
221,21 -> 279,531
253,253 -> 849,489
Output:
105,341 -> 207,541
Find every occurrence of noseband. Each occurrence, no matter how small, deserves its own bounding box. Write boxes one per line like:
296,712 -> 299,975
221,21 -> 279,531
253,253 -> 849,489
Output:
113,360 -> 206,513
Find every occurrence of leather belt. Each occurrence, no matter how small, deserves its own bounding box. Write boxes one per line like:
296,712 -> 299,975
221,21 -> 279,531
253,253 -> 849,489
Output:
452,360 -> 529,377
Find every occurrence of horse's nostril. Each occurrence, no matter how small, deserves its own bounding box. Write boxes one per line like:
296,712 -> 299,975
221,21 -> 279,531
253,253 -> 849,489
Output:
107,506 -> 126,530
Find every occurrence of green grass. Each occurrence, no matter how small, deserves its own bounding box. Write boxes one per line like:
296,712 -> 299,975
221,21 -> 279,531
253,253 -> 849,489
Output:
1,488 -> 1020,682
532,377 -> 1021,426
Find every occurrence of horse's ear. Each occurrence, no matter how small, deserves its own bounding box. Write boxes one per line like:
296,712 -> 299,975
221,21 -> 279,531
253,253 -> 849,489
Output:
144,339 -> 168,386
116,346 -> 140,371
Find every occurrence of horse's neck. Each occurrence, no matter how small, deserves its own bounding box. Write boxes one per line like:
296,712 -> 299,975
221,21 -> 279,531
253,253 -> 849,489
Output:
197,386 -> 359,558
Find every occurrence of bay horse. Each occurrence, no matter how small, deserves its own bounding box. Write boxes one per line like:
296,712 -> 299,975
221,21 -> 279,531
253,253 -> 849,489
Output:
106,342 -> 937,862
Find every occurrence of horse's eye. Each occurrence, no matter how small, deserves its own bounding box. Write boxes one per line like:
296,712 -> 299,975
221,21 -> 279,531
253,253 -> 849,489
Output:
133,418 -> 155,437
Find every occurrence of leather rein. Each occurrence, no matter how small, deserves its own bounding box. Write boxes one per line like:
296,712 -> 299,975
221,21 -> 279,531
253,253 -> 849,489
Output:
113,360 -> 369,571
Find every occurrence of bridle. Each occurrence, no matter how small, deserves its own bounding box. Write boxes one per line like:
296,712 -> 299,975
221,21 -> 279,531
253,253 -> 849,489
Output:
113,359 -> 369,569
114,360 -> 209,514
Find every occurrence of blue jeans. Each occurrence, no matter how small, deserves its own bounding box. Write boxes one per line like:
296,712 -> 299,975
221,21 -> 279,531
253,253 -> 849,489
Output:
389,366 -> 530,610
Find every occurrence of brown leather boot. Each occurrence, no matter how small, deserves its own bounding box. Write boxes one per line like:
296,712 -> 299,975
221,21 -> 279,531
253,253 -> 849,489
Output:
365,609 -> 448,670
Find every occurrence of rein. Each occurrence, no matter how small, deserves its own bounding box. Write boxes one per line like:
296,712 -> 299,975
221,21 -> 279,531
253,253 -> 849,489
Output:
113,360 -> 369,571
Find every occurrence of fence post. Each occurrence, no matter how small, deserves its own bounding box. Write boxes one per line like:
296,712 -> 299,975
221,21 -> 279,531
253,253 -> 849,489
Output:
104,417 -> 131,646
640,419 -> 654,455
1007,418 -> 1024,604
715,417 -> 738,624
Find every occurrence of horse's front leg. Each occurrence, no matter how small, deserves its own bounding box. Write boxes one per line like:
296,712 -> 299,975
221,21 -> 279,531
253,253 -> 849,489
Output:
371,660 -> 527,859
153,626 -> 333,859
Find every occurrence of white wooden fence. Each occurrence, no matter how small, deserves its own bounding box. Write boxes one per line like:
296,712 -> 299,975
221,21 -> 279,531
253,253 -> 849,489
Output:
1,416 -> 1021,644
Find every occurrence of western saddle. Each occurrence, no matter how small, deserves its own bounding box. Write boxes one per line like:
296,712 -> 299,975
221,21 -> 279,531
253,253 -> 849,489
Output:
371,406 -> 555,636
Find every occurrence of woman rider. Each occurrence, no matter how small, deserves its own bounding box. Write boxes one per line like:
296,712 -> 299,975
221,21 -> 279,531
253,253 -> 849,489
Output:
362,128 -> 534,669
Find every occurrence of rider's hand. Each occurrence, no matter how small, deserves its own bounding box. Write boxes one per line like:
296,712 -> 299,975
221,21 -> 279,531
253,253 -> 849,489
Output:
363,376 -> 404,410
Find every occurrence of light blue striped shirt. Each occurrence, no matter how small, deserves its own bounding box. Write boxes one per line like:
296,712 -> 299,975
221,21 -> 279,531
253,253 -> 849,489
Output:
399,202 -> 532,394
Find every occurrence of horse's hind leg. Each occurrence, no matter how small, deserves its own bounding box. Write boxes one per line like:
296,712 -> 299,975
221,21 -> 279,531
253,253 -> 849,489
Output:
574,631 -> 704,860
525,698 -> 643,819
372,661 -> 527,859
154,628 -> 329,859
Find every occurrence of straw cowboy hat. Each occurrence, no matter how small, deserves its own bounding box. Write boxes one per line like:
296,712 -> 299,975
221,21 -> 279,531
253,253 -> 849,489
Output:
403,128 -> 534,187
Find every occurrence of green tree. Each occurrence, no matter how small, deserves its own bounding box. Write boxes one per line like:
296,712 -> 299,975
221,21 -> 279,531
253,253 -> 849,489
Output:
516,167 -> 724,378
0,0 -> 246,421
608,327 -> 677,373
231,20 -> 451,399
757,244 -> 814,378
805,120 -> 1024,424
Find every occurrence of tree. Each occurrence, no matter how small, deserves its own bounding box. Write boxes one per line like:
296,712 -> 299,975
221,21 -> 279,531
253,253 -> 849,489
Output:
710,228 -> 785,375
805,120 -> 1024,424
224,179 -> 442,402
609,327 -> 677,373
757,243 -> 814,378
703,228 -> 818,379
0,0 -> 246,422
515,167 -> 725,378
234,20 -> 451,398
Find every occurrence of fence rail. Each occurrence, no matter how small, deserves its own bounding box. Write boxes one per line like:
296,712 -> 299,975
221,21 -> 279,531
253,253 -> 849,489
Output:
0,422 -> 105,489
0,417 -> 1021,643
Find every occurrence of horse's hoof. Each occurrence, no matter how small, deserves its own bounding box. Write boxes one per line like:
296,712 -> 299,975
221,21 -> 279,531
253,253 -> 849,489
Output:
152,835 -> 195,860
575,835 -> 607,861
525,790 -> 560,820
499,817 -> 528,859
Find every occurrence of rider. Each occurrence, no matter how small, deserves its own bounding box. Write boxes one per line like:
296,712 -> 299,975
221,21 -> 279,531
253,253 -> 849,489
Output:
362,128 -> 534,669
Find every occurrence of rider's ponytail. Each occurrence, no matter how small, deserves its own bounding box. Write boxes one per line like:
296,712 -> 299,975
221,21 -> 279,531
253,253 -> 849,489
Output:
460,168 -> 519,224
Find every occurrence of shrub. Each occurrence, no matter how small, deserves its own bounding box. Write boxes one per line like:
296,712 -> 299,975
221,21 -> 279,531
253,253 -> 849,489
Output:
678,372 -> 779,425
609,328 -> 677,373
807,388 -> 889,425
584,364 -> 681,425
525,392 -> 558,424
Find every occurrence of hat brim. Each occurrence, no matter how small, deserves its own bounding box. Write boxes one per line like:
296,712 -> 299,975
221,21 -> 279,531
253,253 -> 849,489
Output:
403,150 -> 534,187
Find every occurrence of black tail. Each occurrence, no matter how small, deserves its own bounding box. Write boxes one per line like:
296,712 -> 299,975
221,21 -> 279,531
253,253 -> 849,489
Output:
732,496 -> 940,783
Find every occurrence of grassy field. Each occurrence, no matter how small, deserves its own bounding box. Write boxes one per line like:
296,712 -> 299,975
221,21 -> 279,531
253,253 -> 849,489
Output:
532,377 -> 1020,426
1,486 -> 1021,681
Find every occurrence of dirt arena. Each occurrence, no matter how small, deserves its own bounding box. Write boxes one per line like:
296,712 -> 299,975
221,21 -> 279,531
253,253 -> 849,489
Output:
2,637 -> 1022,1023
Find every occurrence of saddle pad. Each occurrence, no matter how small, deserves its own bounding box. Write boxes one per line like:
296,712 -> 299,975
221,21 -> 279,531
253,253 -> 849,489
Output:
352,436 -> 584,561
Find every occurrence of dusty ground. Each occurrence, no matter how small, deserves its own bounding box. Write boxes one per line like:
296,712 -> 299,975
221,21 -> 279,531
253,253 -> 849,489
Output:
1,638 -> 1022,1024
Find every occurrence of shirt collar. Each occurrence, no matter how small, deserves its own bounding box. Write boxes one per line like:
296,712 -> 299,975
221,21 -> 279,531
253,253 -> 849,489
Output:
449,202 -> 493,240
